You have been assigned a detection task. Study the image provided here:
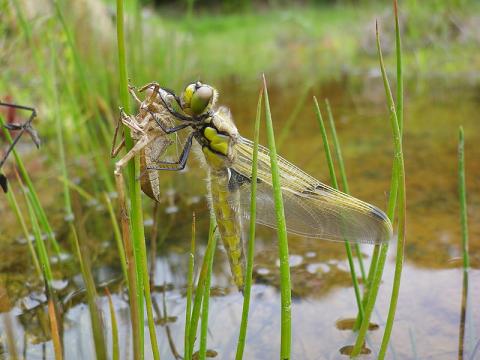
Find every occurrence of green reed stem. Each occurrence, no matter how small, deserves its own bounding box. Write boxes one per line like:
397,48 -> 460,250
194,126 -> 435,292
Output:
184,213 -> 196,360
324,99 -> 367,282
188,218 -> 217,359
52,0 -> 113,149
313,97 -> 364,324
0,118 -> 61,256
352,13 -> 406,357
23,188 -> 53,286
378,1 -> 407,354
104,193 -> 128,282
199,220 -> 217,359
394,0 -> 404,136
106,289 -> 120,360
24,189 -> 62,359
138,223 -> 160,360
235,89 -> 262,360
116,1 -> 145,358
263,75 -> 291,360
458,127 -> 469,269
5,187 -> 42,277
71,224 -> 107,360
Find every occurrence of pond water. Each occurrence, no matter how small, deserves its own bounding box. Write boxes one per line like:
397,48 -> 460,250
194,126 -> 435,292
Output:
0,75 -> 479,359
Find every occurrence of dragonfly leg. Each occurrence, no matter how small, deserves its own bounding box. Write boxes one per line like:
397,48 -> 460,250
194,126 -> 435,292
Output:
111,107 -> 144,158
111,110 -> 125,158
148,110 -> 191,134
119,107 -> 144,134
0,173 -> 7,192
146,132 -> 194,171
0,102 -> 39,169
127,83 -> 143,105
114,133 -> 154,175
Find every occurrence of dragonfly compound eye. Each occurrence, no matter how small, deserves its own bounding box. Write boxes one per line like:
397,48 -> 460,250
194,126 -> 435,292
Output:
190,85 -> 214,115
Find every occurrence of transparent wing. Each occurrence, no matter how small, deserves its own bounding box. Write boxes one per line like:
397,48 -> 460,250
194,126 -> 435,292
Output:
229,137 -> 393,245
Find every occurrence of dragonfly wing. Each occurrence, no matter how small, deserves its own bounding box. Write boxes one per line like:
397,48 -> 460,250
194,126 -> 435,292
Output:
229,137 -> 393,245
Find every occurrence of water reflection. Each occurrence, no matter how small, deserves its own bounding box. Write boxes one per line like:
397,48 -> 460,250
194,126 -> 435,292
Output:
3,249 -> 478,359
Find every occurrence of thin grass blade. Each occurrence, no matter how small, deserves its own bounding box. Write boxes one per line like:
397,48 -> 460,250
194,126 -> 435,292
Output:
313,97 -> 364,324
263,75 -> 291,360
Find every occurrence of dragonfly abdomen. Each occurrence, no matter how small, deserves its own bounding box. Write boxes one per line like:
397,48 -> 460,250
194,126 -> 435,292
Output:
208,168 -> 246,291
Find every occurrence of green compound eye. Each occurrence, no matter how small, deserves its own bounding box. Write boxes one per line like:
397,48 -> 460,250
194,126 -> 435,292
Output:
191,85 -> 214,115
182,82 -> 214,116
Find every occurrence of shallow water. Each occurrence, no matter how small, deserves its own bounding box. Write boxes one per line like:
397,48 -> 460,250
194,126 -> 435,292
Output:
1,76 -> 479,359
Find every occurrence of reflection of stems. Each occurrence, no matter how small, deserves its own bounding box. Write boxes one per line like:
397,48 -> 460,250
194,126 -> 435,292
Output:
458,270 -> 468,360
152,291 -> 182,359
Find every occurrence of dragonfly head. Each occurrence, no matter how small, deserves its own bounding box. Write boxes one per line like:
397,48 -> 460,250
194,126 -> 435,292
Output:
181,81 -> 217,117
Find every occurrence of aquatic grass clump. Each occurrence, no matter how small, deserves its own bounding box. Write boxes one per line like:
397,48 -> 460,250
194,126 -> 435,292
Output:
352,1 -> 406,357
313,97 -> 364,324
186,217 -> 218,359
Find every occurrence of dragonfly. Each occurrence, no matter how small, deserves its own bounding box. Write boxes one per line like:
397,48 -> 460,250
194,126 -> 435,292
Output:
0,102 -> 41,193
112,83 -> 185,202
137,81 -> 393,290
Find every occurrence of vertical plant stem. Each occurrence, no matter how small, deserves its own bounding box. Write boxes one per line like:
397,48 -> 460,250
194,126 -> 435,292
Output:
199,220 -> 217,359
5,188 -> 42,277
394,0 -> 404,136
378,1 -> 407,354
70,224 -> 107,360
47,296 -> 63,360
188,218 -> 218,358
263,75 -> 291,360
185,213 -> 196,360
2,313 -> 18,360
352,16 -> 406,358
24,192 -> 62,359
313,97 -> 364,323
235,89 -> 262,360
106,289 -> 120,360
51,42 -> 73,220
138,224 -> 161,360
115,172 -> 141,360
104,193 -> 128,281
116,0 -> 145,357
115,1 -> 161,358
458,127 -> 469,269
457,126 -> 470,360
324,99 -> 366,282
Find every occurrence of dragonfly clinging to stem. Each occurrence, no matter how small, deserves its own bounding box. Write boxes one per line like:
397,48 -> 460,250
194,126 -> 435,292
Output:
122,81 -> 393,290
